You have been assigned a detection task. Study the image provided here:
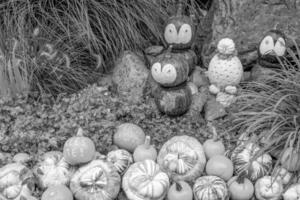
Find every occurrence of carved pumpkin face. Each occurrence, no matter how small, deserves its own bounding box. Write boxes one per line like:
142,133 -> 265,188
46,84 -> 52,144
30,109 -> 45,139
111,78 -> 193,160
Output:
151,52 -> 189,87
70,160 -> 121,200
122,160 -> 170,200
163,16 -> 195,50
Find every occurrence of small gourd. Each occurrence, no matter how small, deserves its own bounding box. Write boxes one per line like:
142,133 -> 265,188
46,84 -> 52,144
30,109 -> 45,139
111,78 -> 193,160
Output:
255,176 -> 283,200
167,181 -> 193,200
283,183 -> 300,200
273,165 -> 293,185
106,149 -> 133,174
205,155 -> 233,181
63,127 -> 96,165
228,175 -> 254,200
133,136 -> 157,162
203,125 -> 225,159
41,184 -> 73,200
280,147 -> 300,172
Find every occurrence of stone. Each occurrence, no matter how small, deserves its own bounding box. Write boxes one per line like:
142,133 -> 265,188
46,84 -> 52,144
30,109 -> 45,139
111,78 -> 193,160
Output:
201,0 -> 300,68
204,97 -> 227,121
189,66 -> 210,88
112,51 -> 149,104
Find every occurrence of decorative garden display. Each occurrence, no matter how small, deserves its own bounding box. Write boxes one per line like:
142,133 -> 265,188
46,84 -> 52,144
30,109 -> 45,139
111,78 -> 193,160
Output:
106,149 -> 133,174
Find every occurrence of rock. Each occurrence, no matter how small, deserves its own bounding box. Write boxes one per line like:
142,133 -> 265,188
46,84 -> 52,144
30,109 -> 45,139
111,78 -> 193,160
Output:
201,0 -> 300,68
189,66 -> 209,88
187,87 -> 209,123
216,92 -> 236,107
204,97 -> 227,121
112,51 -> 149,104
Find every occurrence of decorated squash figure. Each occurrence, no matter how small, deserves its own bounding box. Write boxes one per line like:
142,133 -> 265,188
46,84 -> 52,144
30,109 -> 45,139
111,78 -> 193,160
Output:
33,151 -> 74,189
0,163 -> 36,200
106,149 -> 133,174
122,159 -> 170,200
157,135 -> 206,182
70,159 -> 121,200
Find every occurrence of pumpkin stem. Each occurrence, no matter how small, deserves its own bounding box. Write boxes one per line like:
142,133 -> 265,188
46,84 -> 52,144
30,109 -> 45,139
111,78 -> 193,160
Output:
77,127 -> 84,137
208,122 -> 219,141
144,136 -> 151,148
236,174 -> 246,184
176,0 -> 184,16
175,182 -> 182,191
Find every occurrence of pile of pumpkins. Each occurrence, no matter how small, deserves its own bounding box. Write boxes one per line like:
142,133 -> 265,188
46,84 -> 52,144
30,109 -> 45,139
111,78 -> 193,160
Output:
1,123 -> 300,200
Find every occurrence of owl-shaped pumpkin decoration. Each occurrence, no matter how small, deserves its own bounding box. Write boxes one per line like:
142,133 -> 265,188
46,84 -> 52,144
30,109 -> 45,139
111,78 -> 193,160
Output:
70,159 -> 121,200
122,159 -> 170,200
0,163 -> 37,200
33,151 -> 74,189
208,38 -> 243,96
163,0 -> 196,50
106,149 -> 133,174
193,175 -> 229,200
231,143 -> 273,182
157,135 -> 206,182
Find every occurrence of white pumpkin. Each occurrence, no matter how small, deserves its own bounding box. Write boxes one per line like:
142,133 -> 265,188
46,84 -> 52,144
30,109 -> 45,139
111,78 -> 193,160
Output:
0,163 -> 36,200
70,159 -> 120,200
231,143 -> 272,181
283,183 -> 300,200
193,175 -> 228,200
33,151 -> 74,189
106,149 -> 133,174
255,176 -> 283,200
122,159 -> 170,200
157,135 -> 206,182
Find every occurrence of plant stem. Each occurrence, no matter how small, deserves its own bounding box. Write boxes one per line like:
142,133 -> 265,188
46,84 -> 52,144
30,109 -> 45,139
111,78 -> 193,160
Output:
176,0 -> 184,16
77,127 -> 84,137
175,182 -> 182,191
144,136 -> 151,148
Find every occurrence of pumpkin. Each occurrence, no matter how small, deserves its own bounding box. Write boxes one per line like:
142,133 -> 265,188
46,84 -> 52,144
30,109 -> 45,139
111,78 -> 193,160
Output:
133,136 -> 158,162
205,155 -> 233,181
154,83 -> 192,116
167,181 -> 193,200
157,135 -> 206,182
33,151 -> 74,189
0,163 -> 36,200
255,176 -> 283,200
193,175 -> 228,200
283,183 -> 300,200
151,51 -> 189,87
113,123 -> 146,152
170,50 -> 197,74
63,127 -> 96,165
163,0 -> 196,50
106,149 -> 133,174
203,126 -> 225,159
231,143 -> 273,181
273,165 -> 293,185
41,184 -> 73,200
70,159 -> 121,200
12,153 -> 31,164
122,159 -> 170,200
281,147 -> 300,172
227,176 -> 254,200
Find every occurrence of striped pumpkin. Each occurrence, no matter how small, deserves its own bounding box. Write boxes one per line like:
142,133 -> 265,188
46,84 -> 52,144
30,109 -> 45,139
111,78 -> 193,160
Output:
106,149 -> 133,174
193,175 -> 228,200
157,135 -> 206,182
231,143 -> 272,181
122,159 -> 169,200
70,160 -> 121,200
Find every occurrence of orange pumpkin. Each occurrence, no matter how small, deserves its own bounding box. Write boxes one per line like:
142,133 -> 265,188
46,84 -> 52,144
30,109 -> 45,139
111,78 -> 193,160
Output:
41,185 -> 73,200
63,128 -> 96,165
167,181 -> 193,200
228,176 -> 254,200
203,126 -> 225,159
133,136 -> 157,162
205,155 -> 233,181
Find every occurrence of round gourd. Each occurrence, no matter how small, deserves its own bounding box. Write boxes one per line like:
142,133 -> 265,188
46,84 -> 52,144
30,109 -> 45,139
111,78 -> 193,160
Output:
113,123 -> 146,152
167,181 -> 193,200
157,135 -> 206,182
33,151 -> 74,189
193,175 -> 228,200
41,185 -> 73,200
228,176 -> 254,200
203,127 -> 225,159
154,83 -> 192,117
281,147 -> 300,172
205,155 -> 233,181
255,176 -> 283,200
133,136 -> 158,162
70,160 -> 121,200
283,183 -> 300,200
122,159 -> 170,200
231,143 -> 272,181
273,165 -> 293,185
63,128 -> 96,165
106,149 -> 133,174
151,52 -> 189,87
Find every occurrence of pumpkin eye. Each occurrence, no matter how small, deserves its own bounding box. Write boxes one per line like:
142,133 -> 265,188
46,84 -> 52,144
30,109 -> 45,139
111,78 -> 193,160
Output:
274,37 -> 286,56
151,62 -> 162,73
164,24 -> 178,44
178,24 -> 192,44
259,36 -> 274,55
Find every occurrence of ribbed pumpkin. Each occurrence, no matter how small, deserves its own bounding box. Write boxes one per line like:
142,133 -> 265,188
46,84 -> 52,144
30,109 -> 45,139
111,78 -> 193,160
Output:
122,159 -> 170,200
63,128 -> 96,165
154,83 -> 192,116
70,160 -> 121,200
106,149 -> 133,174
33,151 -> 74,189
157,135 -> 206,182
231,143 -> 272,181
193,175 -> 228,200
255,176 -> 283,200
0,163 -> 36,200
151,51 -> 189,87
